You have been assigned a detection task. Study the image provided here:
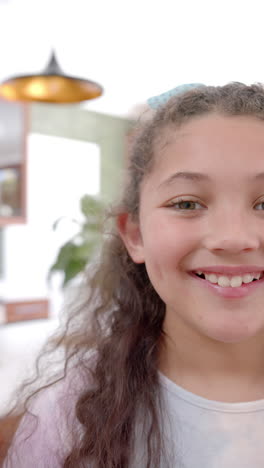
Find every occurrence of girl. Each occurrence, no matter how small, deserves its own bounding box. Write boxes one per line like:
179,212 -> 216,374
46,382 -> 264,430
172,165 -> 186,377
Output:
3,82 -> 264,468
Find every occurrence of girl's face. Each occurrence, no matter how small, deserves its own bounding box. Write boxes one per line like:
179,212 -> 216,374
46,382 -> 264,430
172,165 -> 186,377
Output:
119,114 -> 264,344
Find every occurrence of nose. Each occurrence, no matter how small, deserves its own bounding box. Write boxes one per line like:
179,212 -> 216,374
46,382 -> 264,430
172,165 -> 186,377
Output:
204,211 -> 262,253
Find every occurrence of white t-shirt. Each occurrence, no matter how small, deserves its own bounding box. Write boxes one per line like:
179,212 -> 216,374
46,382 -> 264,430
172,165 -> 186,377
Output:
4,371 -> 264,467
158,372 -> 264,467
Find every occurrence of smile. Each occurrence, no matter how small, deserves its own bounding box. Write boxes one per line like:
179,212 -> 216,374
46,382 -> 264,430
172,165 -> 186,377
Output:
194,271 -> 263,288
189,271 -> 264,299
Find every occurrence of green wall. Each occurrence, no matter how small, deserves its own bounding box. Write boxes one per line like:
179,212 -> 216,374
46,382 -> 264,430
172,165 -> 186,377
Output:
30,103 -> 134,202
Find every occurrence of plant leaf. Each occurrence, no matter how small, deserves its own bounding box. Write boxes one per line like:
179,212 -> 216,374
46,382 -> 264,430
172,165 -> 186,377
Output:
49,195 -> 105,287
80,194 -> 104,219
63,258 -> 88,287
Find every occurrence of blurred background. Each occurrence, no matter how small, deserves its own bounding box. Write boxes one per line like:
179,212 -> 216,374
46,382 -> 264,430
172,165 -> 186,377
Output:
0,0 -> 263,420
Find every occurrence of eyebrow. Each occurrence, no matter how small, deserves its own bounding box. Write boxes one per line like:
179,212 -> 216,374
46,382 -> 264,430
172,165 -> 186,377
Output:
158,171 -> 264,189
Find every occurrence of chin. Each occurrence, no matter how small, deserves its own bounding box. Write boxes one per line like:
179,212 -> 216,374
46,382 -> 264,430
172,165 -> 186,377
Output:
208,328 -> 259,344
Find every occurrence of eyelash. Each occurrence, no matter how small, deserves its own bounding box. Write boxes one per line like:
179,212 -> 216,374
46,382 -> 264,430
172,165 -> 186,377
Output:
167,198 -> 264,212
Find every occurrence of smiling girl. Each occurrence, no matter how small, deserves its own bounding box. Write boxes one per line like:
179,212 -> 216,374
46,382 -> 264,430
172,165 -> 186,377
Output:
4,82 -> 264,468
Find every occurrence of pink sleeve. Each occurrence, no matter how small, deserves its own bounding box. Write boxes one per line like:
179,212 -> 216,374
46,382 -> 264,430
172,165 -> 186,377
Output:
3,378 -> 82,468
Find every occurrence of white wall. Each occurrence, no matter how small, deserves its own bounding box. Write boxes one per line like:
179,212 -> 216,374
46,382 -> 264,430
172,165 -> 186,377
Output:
1,0 -> 264,117
1,133 -> 100,307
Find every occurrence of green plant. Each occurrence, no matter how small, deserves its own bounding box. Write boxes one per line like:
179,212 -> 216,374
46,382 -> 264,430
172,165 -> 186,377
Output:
49,194 -> 105,287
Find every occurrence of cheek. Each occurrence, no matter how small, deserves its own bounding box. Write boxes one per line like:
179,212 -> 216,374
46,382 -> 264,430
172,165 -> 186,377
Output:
142,218 -> 198,274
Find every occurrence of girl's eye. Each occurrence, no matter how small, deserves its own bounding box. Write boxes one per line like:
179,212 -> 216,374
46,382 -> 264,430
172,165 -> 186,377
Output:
255,201 -> 264,210
167,198 -> 203,211
167,200 -> 264,211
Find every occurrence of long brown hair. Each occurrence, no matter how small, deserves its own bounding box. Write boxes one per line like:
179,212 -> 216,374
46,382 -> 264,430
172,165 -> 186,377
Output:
4,82 -> 264,468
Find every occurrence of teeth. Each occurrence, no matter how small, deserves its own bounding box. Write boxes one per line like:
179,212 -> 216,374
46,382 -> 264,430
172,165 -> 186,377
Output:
195,271 -> 262,288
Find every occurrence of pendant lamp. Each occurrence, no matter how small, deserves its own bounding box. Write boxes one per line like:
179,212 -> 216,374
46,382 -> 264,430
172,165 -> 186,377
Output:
0,51 -> 103,103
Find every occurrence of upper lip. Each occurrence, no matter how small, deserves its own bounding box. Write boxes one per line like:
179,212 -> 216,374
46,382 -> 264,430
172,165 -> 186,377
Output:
191,265 -> 264,275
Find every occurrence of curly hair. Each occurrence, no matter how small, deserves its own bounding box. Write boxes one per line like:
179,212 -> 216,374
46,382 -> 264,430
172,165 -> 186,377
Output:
4,82 -> 264,468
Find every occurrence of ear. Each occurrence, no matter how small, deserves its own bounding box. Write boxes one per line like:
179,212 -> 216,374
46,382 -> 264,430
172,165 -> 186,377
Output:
117,213 -> 145,264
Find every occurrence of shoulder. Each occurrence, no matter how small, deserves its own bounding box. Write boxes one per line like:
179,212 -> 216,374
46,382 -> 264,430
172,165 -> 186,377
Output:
3,363 -> 93,468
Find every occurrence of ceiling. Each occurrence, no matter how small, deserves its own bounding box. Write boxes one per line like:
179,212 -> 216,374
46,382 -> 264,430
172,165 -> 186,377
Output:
0,0 -> 264,118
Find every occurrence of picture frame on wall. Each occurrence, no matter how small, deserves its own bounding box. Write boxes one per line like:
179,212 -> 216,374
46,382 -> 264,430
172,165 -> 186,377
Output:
0,165 -> 21,217
0,99 -> 27,225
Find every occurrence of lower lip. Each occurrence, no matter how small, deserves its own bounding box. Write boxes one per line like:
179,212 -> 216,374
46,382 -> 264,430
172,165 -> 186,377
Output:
189,272 -> 264,298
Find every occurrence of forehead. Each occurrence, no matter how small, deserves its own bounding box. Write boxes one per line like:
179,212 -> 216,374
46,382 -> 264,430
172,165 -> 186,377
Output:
148,114 -> 264,186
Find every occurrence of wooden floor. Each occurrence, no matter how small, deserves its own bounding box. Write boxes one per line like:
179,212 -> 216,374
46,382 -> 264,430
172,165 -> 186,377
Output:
0,414 -> 22,465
